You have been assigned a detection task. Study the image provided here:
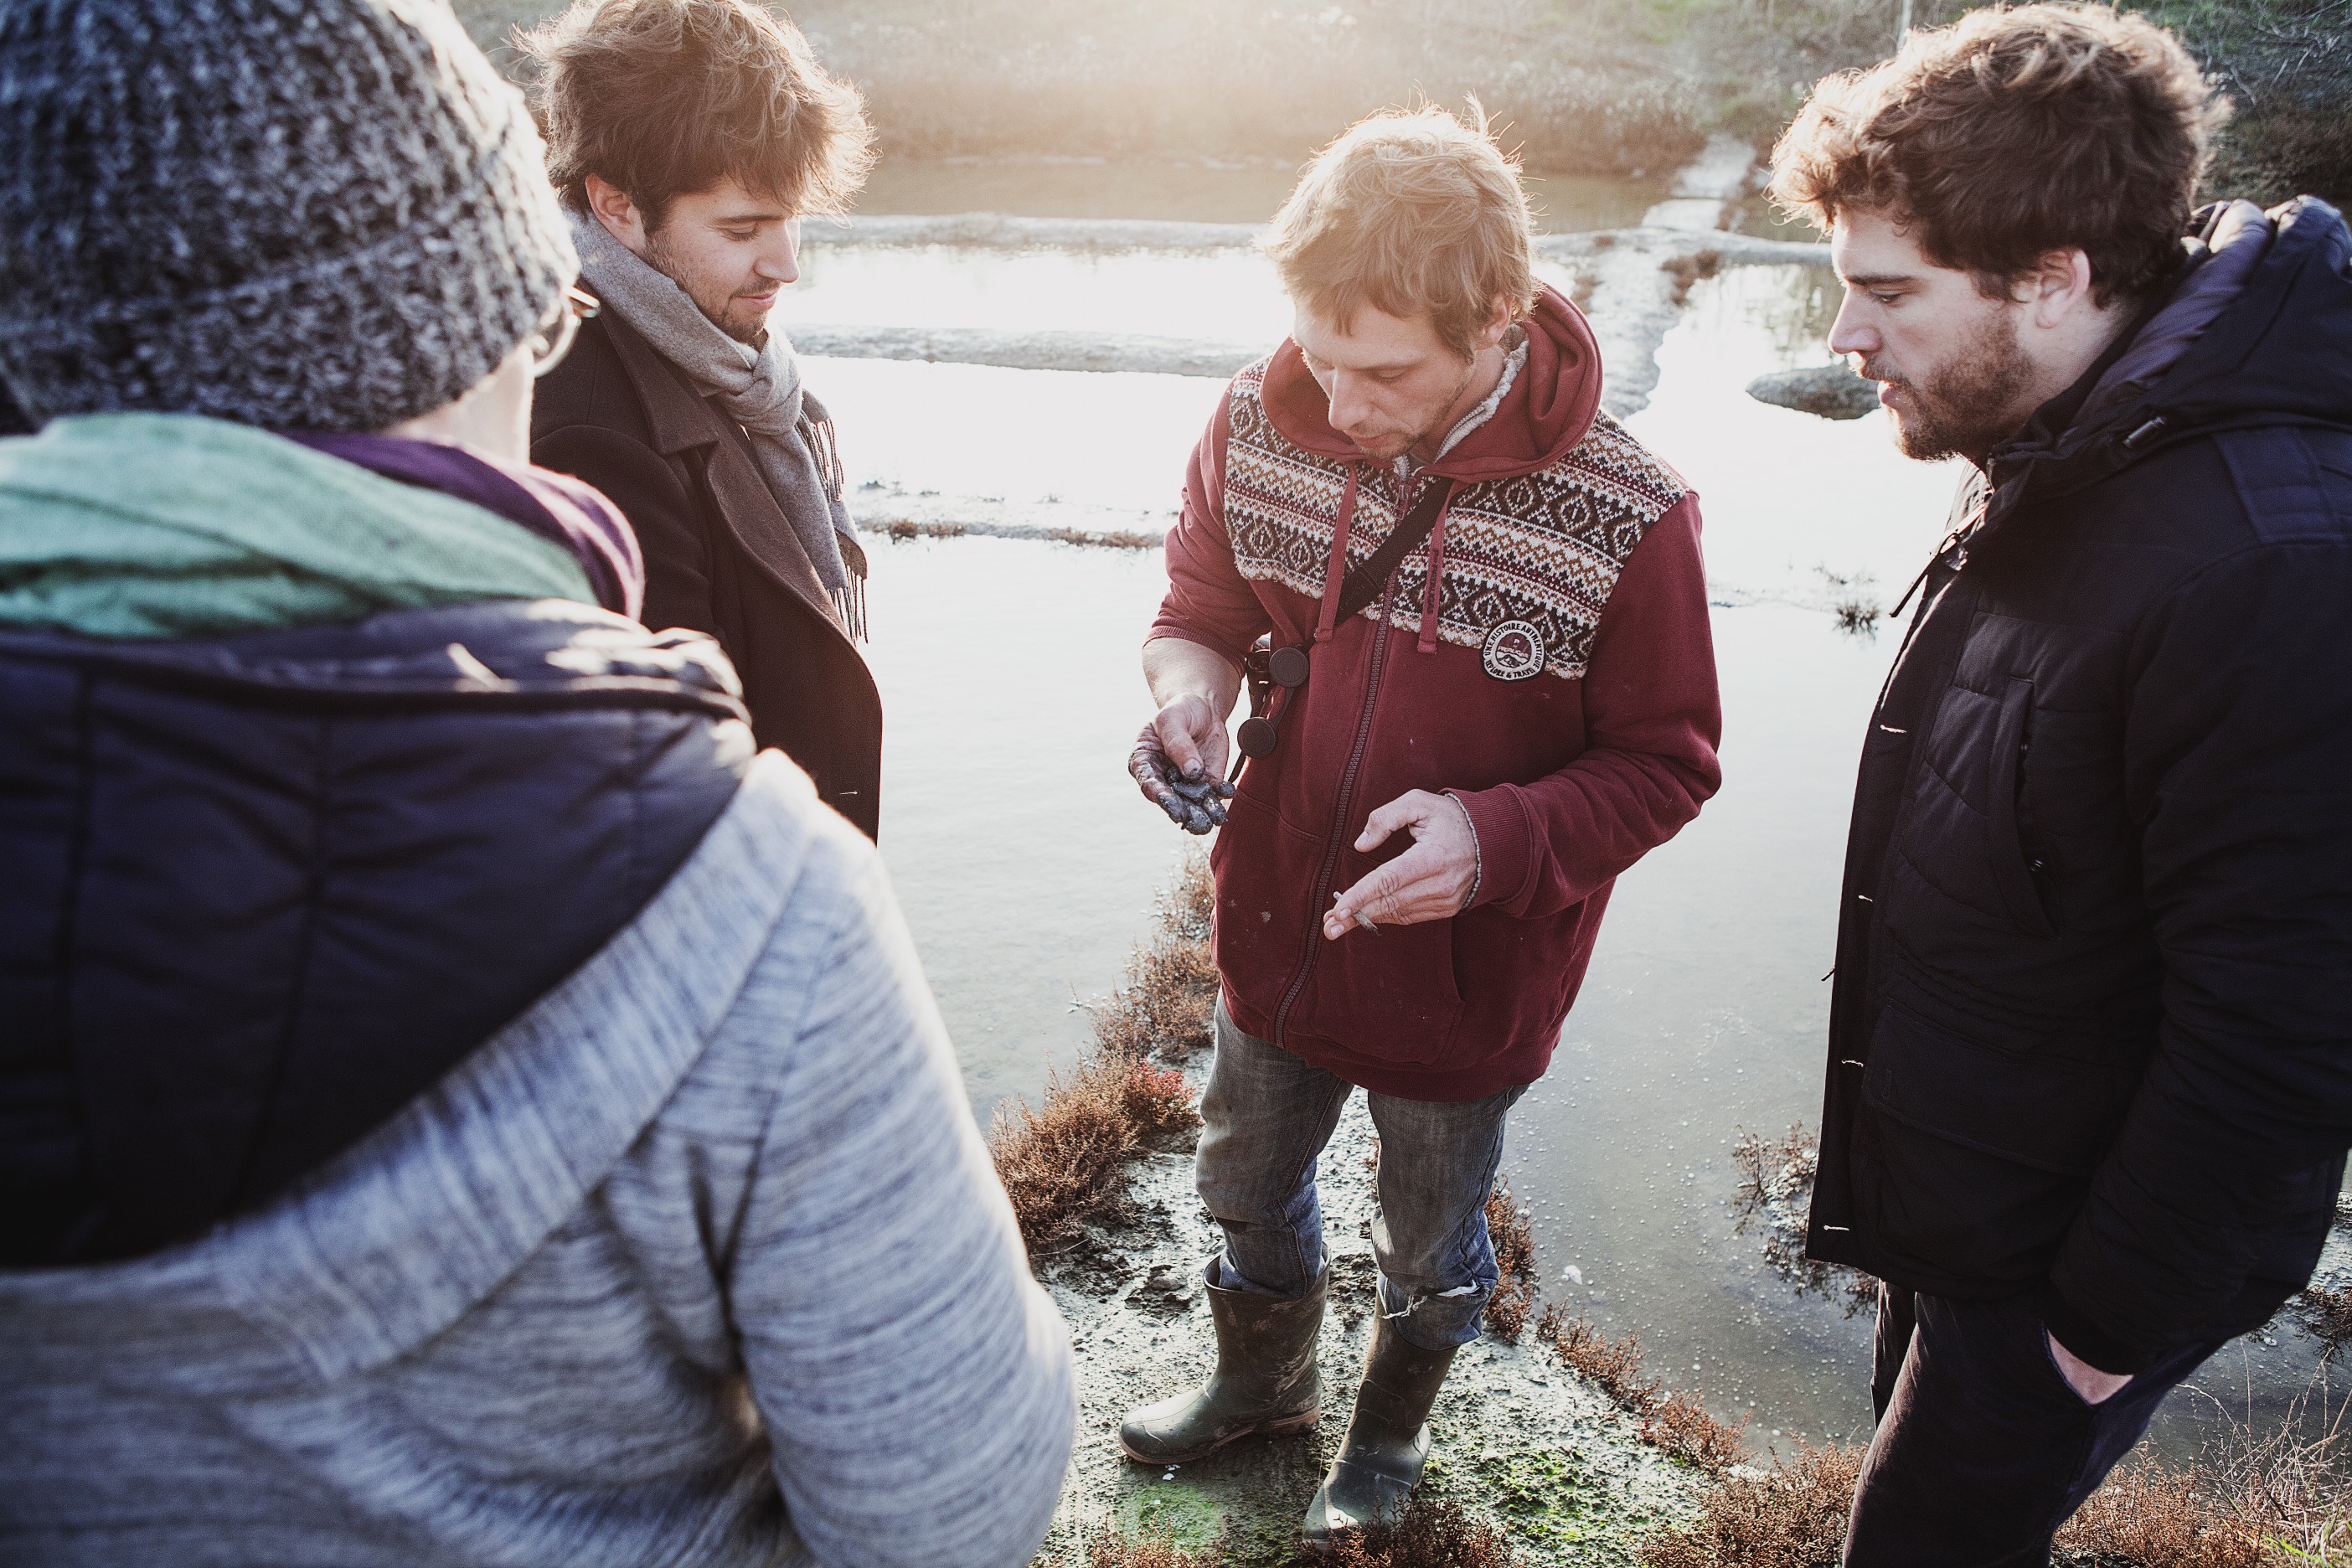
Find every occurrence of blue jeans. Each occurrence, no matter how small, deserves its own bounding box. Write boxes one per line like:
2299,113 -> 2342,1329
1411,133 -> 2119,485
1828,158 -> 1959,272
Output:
1195,1000 -> 1527,1353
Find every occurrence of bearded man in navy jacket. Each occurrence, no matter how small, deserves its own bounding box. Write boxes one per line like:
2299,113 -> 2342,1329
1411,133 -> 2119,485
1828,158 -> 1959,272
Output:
1771,5 -> 2352,1560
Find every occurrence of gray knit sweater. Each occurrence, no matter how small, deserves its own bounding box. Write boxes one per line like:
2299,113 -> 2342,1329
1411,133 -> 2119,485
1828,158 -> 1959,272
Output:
0,756 -> 1075,1568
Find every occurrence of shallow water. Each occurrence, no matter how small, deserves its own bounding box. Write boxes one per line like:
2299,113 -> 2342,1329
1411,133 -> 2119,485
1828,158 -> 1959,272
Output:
826,253 -> 2331,1467
859,154 -> 1667,234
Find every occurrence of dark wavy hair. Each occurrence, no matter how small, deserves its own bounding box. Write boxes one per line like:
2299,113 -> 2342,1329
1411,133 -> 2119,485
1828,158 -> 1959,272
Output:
1768,3 -> 2228,304
521,0 -> 873,230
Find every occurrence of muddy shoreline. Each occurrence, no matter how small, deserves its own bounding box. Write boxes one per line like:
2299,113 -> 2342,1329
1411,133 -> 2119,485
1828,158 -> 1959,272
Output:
1031,1082 -> 1707,1566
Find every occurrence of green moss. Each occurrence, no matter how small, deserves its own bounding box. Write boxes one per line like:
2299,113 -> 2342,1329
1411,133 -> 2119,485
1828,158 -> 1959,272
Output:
1112,1479 -> 1226,1549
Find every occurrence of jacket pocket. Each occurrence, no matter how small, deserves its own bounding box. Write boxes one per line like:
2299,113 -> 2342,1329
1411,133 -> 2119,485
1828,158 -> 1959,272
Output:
1894,676 -> 2055,939
1283,837 -> 1466,1065
1984,678 -> 2055,938
1862,998 -> 2136,1176
1209,792 -> 1316,1019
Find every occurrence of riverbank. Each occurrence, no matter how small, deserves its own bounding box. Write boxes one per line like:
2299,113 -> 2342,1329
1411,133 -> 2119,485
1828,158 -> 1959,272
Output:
1003,862 -> 1718,1566
1011,862 -> 2352,1565
456,0 -> 2348,210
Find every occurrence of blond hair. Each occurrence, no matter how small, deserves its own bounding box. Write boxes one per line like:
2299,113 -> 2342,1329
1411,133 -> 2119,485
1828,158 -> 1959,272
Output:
1263,104 -> 1538,359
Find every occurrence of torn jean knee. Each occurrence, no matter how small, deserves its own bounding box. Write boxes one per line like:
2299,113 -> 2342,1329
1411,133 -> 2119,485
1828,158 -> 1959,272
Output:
1375,1269 -> 1496,1351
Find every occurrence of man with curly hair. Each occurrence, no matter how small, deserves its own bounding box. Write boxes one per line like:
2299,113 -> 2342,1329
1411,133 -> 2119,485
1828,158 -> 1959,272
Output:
1772,6 -> 2352,1559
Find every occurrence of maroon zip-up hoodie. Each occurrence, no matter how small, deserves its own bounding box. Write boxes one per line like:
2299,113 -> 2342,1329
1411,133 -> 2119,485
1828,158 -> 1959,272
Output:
1151,286 -> 1722,1100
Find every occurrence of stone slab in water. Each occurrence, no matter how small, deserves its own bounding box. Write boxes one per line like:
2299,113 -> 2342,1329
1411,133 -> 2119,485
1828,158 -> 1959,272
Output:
1747,364 -> 1881,420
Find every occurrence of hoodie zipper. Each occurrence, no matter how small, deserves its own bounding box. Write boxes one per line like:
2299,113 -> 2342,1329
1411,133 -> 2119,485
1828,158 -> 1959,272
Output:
1271,572 -> 1402,1049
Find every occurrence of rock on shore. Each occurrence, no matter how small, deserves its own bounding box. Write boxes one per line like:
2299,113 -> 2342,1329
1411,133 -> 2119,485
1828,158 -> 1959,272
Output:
1746,363 -> 1881,420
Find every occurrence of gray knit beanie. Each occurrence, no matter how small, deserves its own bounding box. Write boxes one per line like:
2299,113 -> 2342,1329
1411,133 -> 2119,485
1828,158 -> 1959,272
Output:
0,0 -> 576,432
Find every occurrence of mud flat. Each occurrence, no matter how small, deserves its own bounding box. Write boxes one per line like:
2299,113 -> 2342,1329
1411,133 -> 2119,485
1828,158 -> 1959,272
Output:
1031,1087 -> 1705,1566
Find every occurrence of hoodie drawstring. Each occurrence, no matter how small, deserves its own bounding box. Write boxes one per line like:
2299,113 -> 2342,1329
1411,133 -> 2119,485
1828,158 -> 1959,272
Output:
1416,484 -> 1456,653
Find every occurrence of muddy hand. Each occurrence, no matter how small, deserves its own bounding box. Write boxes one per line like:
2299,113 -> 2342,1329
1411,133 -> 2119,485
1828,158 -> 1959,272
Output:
1129,721 -> 1233,835
1323,790 -> 1478,937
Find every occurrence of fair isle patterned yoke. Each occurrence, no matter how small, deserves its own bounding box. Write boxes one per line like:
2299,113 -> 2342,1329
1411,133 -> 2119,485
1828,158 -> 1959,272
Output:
1221,358 -> 1687,679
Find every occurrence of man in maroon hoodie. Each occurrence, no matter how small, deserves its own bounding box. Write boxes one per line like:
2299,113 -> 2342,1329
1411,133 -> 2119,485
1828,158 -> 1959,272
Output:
1121,106 -> 1722,1550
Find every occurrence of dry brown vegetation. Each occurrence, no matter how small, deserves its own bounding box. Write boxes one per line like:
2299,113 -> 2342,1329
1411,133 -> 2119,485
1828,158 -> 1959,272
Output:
993,1051 -> 1184,1252
880,519 -> 967,541
2305,1285 -> 2352,1360
1050,1524 -> 1225,1568
1730,1122 -> 1879,1316
1662,249 -> 1723,305
1329,1497 -> 1523,1567
1047,527 -> 1160,551
1483,1184 -> 1540,1344
1091,856 -> 1220,1063
1639,1440 -> 1863,1568
1536,1302 -> 1751,1474
990,857 -> 1215,1254
1639,1375 -> 2352,1567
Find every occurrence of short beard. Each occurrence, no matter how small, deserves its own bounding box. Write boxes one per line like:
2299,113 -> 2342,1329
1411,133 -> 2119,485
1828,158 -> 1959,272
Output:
1357,353 -> 1481,463
643,229 -> 765,345
1874,307 -> 2033,463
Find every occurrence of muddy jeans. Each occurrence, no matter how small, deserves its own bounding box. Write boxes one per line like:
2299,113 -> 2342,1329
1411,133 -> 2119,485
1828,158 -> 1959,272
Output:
1845,1285 -> 2225,1567
1194,998 -> 1526,1353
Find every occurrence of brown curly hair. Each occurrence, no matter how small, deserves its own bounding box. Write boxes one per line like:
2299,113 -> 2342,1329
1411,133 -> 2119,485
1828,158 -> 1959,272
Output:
519,0 -> 873,231
1767,3 -> 2228,304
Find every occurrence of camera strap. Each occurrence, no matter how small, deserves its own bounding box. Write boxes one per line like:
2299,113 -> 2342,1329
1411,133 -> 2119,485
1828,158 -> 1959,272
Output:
1330,473 -> 1456,632
1235,473 -> 1455,768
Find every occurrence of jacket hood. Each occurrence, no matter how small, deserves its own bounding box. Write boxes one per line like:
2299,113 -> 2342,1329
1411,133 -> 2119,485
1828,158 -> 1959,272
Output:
0,601 -> 750,1266
1988,197 -> 2352,514
1258,283 -> 1604,481
2147,196 -> 2352,439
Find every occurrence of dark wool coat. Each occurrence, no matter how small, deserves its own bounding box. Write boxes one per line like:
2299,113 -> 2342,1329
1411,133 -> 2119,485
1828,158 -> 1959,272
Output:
1807,198 -> 2352,1374
533,312 -> 883,839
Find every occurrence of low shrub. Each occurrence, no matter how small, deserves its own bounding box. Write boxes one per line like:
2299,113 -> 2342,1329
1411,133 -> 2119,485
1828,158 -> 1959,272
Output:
1535,1302 -> 1750,1473
1661,248 -> 1722,304
1048,527 -> 1159,550
1730,1122 -> 1879,1315
1539,1302 -> 1663,1416
1483,1184 -> 1539,1344
2054,1457 -> 2272,1568
991,858 -> 1211,1254
1093,855 -> 1220,1063
1052,1523 -> 1224,1568
880,519 -> 967,541
1638,1440 -> 1864,1568
992,1054 -> 1147,1253
1648,1387 -> 1752,1474
1329,1497 -> 1521,1567
1120,1055 -> 1201,1145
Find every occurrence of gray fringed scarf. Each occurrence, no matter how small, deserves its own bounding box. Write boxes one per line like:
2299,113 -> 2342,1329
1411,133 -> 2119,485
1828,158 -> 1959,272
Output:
570,212 -> 866,637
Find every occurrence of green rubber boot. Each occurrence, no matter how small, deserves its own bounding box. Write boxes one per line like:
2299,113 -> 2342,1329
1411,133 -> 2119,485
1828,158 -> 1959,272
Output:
1118,1261 -> 1327,1466
1300,1313 -> 1457,1553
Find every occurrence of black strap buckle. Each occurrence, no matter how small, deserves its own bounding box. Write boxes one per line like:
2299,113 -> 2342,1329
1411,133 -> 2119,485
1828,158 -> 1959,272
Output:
1236,641 -> 1312,759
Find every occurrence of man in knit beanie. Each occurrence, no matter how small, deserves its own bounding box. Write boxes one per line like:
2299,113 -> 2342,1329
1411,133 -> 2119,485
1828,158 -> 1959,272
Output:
0,5 -> 1075,1565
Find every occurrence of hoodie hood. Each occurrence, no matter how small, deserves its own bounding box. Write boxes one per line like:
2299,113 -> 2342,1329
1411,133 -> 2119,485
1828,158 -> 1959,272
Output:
1258,283 -> 1604,482
1986,197 -> 2352,520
